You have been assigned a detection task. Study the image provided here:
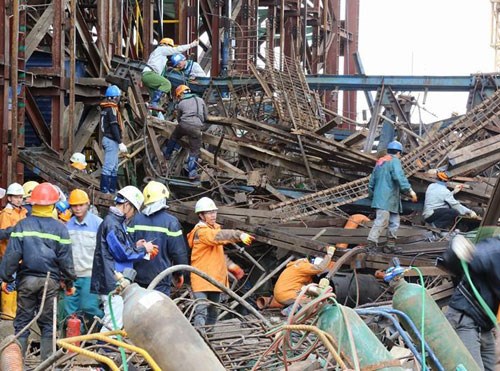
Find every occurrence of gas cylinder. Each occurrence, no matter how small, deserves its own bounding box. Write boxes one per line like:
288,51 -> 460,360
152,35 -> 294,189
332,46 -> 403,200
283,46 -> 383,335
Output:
318,304 -> 404,370
392,278 -> 480,371
1,289 -> 17,320
121,283 -> 225,371
66,314 -> 81,348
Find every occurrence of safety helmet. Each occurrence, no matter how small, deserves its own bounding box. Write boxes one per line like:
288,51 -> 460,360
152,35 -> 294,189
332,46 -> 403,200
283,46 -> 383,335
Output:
160,37 -> 174,47
55,200 -> 70,213
70,152 -> 87,170
387,140 -> 403,152
7,182 -> 25,196
437,171 -> 451,182
195,197 -> 218,213
175,85 -> 191,98
143,181 -> 170,206
115,185 -> 144,211
171,53 -> 186,67
68,189 -> 90,205
58,209 -> 72,222
28,182 -> 60,205
23,181 -> 39,199
105,85 -> 121,98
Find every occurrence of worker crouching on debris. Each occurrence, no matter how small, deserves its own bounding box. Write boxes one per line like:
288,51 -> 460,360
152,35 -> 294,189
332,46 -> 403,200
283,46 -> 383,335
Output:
273,246 -> 335,313
142,38 -> 198,109
0,183 -> 27,258
170,53 -> 207,80
0,183 -> 77,360
163,85 -> 208,181
423,171 -> 478,230
366,140 -> 417,253
129,181 -> 188,295
64,189 -> 103,321
187,197 -> 254,334
100,85 -> 128,194
90,186 -> 155,332
439,234 -> 499,370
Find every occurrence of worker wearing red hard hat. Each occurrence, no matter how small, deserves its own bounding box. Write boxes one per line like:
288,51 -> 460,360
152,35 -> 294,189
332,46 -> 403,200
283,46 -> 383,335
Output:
0,182 -> 77,360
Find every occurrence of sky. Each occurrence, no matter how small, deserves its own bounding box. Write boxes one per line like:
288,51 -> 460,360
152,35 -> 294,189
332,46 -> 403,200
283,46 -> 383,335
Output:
356,0 -> 495,122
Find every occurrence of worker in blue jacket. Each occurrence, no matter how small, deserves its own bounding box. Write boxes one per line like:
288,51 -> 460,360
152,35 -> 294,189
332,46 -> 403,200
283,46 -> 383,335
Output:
367,140 -> 417,253
0,182 -> 77,360
90,185 -> 155,332
129,181 -> 188,295
440,233 -> 499,370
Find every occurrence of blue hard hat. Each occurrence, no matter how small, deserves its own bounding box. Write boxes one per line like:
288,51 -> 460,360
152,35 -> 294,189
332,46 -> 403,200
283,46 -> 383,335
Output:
387,140 -> 403,152
105,85 -> 121,98
55,200 -> 70,213
171,53 -> 186,67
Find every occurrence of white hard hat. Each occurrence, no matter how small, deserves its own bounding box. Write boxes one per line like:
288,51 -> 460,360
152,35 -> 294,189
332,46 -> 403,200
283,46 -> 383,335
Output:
70,152 -> 87,170
195,197 -> 218,213
116,185 -> 144,210
7,182 -> 25,196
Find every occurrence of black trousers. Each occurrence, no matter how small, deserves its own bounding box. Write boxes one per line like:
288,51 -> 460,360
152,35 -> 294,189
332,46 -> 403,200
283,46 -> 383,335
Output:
425,207 -> 460,229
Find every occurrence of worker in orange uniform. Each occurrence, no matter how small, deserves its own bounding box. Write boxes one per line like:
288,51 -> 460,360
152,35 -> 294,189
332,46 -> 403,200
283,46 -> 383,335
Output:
187,197 -> 254,334
0,183 -> 27,258
274,246 -> 335,313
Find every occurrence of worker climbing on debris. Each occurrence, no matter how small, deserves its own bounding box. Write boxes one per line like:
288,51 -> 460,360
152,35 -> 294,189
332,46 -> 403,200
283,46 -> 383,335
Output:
0,183 -> 27,258
142,37 -> 199,110
273,246 -> 335,315
439,233 -> 499,370
423,170 -> 478,230
64,189 -> 104,322
169,53 -> 207,81
366,140 -> 417,253
129,181 -> 188,295
100,85 -> 128,194
90,185 -> 155,332
163,84 -> 208,181
187,197 -> 254,334
0,182 -> 76,360
22,181 -> 39,216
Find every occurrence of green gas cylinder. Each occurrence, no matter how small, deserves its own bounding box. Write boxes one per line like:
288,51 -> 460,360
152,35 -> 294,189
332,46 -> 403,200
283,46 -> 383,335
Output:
392,278 -> 480,371
318,304 -> 404,370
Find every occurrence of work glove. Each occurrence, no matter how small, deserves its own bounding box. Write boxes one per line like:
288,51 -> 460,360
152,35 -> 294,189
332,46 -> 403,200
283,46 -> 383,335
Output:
467,210 -> 479,219
240,233 -> 255,246
453,184 -> 464,195
409,190 -> 418,203
326,245 -> 336,257
119,142 -> 128,153
228,263 -> 245,280
190,39 -> 199,47
150,245 -> 159,260
451,234 -> 476,262
173,275 -> 184,289
1,282 -> 14,294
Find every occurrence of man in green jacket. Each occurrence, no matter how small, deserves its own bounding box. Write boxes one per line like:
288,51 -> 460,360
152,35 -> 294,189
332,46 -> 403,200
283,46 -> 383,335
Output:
366,140 -> 417,253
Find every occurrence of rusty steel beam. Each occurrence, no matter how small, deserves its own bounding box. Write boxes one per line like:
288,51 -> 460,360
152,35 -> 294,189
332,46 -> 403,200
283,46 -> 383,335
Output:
51,0 -> 64,153
25,88 -> 51,148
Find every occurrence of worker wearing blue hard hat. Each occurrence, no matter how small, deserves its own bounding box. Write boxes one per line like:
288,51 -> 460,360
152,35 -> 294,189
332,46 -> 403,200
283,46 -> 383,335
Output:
366,140 -> 418,253
170,53 -> 207,81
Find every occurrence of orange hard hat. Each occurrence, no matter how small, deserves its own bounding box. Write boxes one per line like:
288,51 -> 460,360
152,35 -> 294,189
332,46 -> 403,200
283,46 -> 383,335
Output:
58,209 -> 72,222
175,85 -> 190,98
28,183 -> 60,205
437,171 -> 450,182
68,189 -> 90,205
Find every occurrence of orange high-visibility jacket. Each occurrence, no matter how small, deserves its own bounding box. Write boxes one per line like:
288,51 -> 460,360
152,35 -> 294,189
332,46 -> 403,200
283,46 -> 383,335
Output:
187,221 -> 242,292
273,257 -> 332,305
0,205 -> 27,257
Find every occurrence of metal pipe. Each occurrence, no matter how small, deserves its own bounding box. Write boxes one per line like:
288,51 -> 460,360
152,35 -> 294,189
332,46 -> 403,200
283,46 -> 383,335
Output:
147,264 -> 270,326
56,341 -> 120,371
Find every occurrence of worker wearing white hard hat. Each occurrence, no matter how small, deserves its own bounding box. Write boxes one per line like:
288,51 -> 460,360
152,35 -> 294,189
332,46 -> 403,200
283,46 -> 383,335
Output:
70,152 -> 87,171
0,183 -> 27,257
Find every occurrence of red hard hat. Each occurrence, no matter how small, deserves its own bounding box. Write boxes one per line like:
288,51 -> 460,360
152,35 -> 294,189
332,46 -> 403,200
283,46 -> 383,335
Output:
28,183 -> 60,205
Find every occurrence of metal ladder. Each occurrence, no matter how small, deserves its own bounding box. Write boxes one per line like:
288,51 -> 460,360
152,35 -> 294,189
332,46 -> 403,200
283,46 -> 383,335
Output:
270,88 -> 500,221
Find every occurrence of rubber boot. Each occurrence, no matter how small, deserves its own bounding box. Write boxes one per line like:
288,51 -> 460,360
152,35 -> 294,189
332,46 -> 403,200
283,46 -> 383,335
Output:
365,240 -> 380,254
187,155 -> 199,180
100,175 -> 110,194
384,238 -> 403,254
109,176 -> 118,194
150,90 -> 164,108
162,139 -> 178,160
18,337 -> 28,358
40,337 -> 52,361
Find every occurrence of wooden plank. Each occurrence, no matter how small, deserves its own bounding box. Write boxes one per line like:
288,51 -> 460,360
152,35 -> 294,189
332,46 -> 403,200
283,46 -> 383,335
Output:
69,107 -> 101,155
25,3 -> 55,59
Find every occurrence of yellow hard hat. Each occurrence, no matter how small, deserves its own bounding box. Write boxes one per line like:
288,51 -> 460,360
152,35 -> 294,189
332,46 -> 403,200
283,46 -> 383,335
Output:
143,181 -> 170,206
160,38 -> 174,47
23,181 -> 40,199
68,189 -> 90,205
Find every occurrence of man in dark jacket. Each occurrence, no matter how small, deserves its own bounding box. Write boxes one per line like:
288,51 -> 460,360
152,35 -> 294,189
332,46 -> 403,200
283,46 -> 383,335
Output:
100,85 -> 128,194
162,84 -> 208,181
0,182 -> 76,360
367,140 -> 417,253
129,181 -> 188,295
440,233 -> 499,370
90,185 -> 154,332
